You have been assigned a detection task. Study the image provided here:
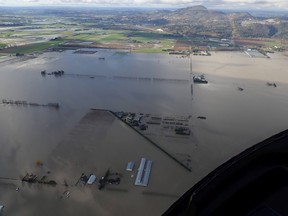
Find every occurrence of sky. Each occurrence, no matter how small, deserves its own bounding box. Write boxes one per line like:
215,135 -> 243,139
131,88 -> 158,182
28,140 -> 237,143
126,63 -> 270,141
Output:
0,0 -> 287,10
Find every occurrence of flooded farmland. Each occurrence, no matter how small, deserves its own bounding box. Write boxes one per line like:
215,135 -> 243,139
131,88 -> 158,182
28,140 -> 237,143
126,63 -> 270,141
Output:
0,49 -> 288,215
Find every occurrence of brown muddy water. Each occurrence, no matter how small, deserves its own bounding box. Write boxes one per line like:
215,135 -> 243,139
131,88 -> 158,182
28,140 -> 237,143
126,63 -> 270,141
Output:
0,49 -> 287,215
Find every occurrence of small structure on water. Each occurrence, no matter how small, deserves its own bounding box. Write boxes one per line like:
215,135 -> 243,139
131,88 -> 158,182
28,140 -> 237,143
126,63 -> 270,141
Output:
98,169 -> 110,190
1,99 -> 60,109
197,116 -> 207,120
22,173 -> 37,183
175,127 -> 191,135
87,174 -> 97,185
126,162 -> 135,172
193,75 -> 208,84
98,169 -> 121,189
135,158 -> 152,187
42,70 -> 65,77
0,205 -> 4,213
22,173 -> 57,185
267,82 -> 277,87
139,124 -> 148,130
47,103 -> 60,108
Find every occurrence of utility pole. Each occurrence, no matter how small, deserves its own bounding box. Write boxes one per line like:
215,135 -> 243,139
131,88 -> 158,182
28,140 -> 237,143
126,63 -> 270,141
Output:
189,46 -> 193,99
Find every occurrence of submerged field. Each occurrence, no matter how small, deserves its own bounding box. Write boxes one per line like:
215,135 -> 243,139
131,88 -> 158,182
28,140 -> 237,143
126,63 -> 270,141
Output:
0,49 -> 288,215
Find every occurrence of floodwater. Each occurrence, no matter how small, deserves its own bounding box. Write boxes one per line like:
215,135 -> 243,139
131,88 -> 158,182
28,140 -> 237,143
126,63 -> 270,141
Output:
0,49 -> 192,172
0,49 -> 288,215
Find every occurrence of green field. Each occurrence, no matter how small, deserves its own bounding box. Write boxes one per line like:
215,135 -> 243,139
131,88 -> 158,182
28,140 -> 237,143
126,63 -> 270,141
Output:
0,42 -> 6,48
0,7 -> 183,56
134,48 -> 166,53
264,39 -> 288,48
0,40 -> 64,54
0,15 -> 180,55
0,26 -> 178,55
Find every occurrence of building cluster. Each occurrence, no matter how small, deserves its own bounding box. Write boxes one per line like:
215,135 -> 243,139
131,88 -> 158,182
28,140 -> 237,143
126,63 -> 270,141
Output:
126,158 -> 153,187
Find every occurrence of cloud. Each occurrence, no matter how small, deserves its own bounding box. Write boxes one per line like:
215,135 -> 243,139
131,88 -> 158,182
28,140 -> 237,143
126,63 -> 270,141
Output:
0,0 -> 288,9
221,0 -> 288,8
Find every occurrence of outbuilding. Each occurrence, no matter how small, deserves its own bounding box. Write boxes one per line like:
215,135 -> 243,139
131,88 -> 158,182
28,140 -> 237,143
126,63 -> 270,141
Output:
0,205 -> 4,213
87,174 -> 97,185
126,161 -> 135,171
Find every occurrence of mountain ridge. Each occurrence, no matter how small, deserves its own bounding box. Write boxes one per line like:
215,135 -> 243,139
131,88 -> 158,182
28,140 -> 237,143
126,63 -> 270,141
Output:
133,5 -> 288,39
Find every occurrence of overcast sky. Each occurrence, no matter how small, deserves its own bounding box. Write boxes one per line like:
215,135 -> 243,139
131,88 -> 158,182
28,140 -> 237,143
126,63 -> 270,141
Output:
0,0 -> 287,10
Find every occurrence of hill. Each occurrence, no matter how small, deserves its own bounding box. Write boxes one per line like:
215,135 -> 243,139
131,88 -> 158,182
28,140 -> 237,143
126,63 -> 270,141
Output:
119,5 -> 288,39
163,6 -> 232,38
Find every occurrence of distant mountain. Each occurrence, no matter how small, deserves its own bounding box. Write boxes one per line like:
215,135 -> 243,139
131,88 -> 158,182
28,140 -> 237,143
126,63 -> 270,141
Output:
166,6 -> 288,39
175,5 -> 208,14
116,5 -> 288,39
169,5 -> 225,21
228,12 -> 283,39
228,12 -> 253,20
160,6 -> 232,38
186,5 -> 208,11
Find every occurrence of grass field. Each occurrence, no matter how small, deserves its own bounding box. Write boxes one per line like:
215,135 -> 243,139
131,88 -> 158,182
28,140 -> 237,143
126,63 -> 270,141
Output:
0,40 -> 64,54
264,39 -> 288,48
4,20 -> 285,55
134,48 -> 165,53
7,29 -> 176,54
0,42 -> 6,48
0,15 -> 180,55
